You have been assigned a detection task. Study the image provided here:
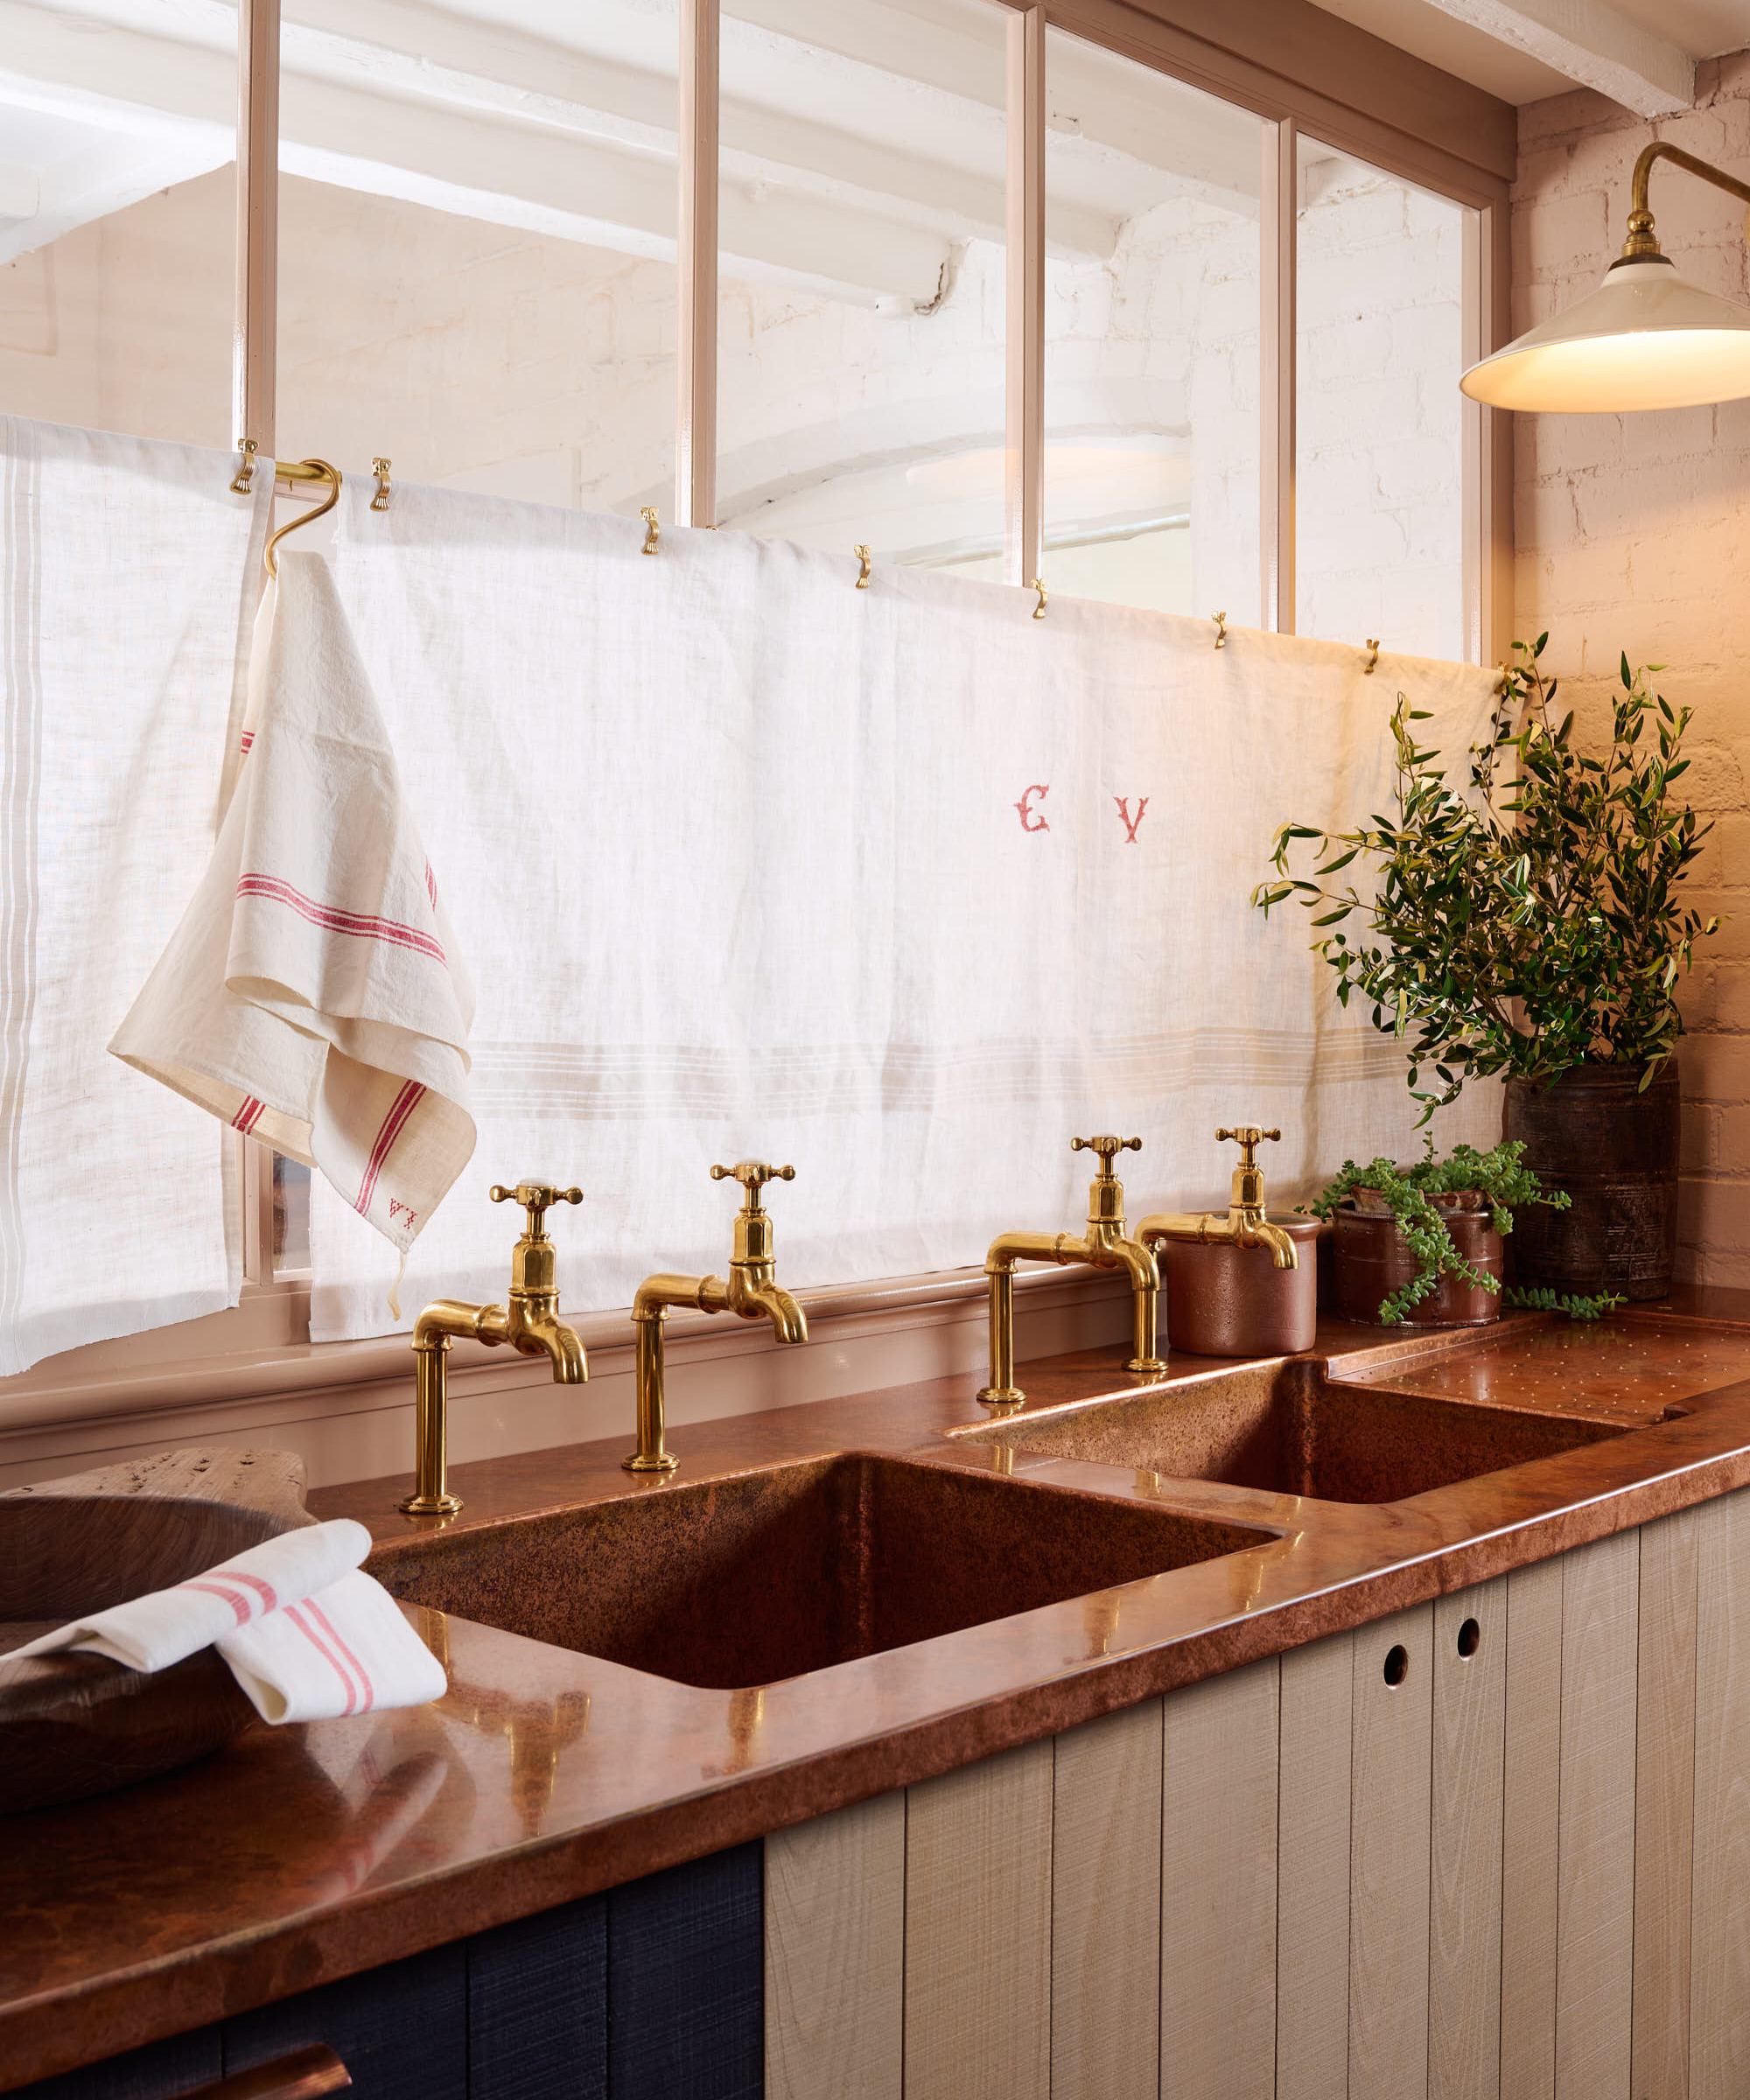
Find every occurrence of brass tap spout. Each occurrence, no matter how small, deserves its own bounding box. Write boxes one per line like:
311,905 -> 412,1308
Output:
400,1182 -> 587,1518
1137,1126 -> 1302,1270
626,1162 -> 809,1474
976,1136 -> 1165,1413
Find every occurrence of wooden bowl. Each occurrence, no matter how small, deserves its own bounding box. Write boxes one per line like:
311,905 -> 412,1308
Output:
0,1448 -> 314,1814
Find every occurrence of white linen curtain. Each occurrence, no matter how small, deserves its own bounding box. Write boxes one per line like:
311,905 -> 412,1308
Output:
309,480 -> 1501,1342
0,419 -> 268,1376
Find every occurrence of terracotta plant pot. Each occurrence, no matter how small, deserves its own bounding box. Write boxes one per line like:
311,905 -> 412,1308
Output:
1504,1059 -> 1680,1301
1331,1195 -> 1504,1327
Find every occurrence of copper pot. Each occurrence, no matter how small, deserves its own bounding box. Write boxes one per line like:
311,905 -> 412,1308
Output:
1331,1197 -> 1503,1327
1162,1217 -> 1320,1357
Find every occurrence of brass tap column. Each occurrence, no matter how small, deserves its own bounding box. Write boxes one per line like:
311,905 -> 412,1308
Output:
976,1135 -> 1164,1413
1135,1126 -> 1301,1270
399,1182 -> 588,1518
627,1162 -> 809,1474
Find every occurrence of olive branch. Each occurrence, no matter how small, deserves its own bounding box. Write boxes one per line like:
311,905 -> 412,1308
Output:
1254,635 -> 1721,1123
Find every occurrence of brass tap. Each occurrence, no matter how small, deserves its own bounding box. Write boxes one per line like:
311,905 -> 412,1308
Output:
1135,1125 -> 1301,1276
399,1181 -> 588,1518
627,1161 -> 809,1474
976,1134 -> 1165,1414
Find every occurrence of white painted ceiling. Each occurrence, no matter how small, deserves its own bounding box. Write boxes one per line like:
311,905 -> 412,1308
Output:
6,0 -> 1750,297
1310,0 -> 1750,104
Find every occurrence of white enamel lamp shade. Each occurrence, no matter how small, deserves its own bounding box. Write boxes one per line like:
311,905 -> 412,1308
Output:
1460,255 -> 1750,412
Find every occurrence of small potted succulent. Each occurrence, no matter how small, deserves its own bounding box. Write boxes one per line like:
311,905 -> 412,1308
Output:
1256,637 -> 1720,1299
1308,1140 -> 1620,1327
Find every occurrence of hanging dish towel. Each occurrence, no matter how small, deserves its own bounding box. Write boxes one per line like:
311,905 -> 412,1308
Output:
8,1517 -> 449,1725
111,550 -> 475,1283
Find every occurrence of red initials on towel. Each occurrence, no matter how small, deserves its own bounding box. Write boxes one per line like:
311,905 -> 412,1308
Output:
1014,784 -> 1050,833
1115,796 -> 1148,843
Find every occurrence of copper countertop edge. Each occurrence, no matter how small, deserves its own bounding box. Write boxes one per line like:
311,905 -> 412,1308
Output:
10,1298 -> 1750,2090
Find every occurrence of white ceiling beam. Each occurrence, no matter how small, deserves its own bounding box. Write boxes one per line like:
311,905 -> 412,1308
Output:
1413,0 -> 1695,116
281,70 -> 953,305
290,0 -> 1116,256
0,127 -> 228,264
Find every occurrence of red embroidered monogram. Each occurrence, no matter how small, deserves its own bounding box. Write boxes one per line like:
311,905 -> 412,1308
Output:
388,1197 -> 417,1228
1014,783 -> 1050,833
235,874 -> 446,964
424,862 -> 438,910
355,1079 -> 426,1217
1115,795 -> 1149,843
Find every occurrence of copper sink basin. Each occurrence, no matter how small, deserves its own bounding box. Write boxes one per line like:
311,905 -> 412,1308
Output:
956,1359 -> 1631,1505
378,1452 -> 1271,1690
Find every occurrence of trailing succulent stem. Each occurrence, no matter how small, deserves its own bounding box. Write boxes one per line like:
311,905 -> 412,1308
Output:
1309,1140 -> 1616,1325
1505,1284 -> 1624,1321
1254,636 -> 1721,1121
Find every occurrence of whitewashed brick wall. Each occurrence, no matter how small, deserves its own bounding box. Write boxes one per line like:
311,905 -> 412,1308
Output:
1514,55 -> 1750,1284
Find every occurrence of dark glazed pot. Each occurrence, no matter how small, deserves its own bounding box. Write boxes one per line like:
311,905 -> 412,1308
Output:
1504,1059 -> 1680,1300
1332,1196 -> 1504,1327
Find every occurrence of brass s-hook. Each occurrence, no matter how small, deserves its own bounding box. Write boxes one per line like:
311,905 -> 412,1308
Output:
263,459 -> 342,578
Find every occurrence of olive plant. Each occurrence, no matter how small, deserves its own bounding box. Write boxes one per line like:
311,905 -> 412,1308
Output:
1254,637 -> 1720,1122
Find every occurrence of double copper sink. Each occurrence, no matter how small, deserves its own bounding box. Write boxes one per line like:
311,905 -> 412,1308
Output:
370,1335 -> 1668,1695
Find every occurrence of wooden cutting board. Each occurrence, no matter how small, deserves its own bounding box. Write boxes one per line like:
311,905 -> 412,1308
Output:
0,1448 -> 314,1814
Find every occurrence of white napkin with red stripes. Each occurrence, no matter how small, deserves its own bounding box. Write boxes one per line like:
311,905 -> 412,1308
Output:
109,550 -> 475,1288
8,1517 -> 448,1725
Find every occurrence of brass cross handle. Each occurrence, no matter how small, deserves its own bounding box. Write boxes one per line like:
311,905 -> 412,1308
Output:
489,1182 -> 584,1236
710,1161 -> 796,1213
1071,1135 -> 1142,1175
1215,1127 -> 1281,1166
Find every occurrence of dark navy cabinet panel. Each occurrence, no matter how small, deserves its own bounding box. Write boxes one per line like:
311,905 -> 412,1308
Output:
15,1846 -> 759,2100
17,2028 -> 222,2100
607,1842 -> 762,2100
467,1895 -> 606,2100
223,1943 -> 466,2100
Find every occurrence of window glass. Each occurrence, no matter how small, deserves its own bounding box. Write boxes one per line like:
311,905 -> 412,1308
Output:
0,0 -> 235,445
1296,138 -> 1466,661
275,1155 -> 312,1271
716,0 -> 1007,564
277,0 -> 678,514
1039,29 -> 1262,620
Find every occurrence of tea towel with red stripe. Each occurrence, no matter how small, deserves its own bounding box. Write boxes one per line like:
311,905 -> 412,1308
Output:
111,550 -> 474,1295
7,1517 -> 447,1724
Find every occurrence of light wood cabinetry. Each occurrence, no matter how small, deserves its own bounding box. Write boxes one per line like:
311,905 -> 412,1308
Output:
764,1486 -> 1750,2099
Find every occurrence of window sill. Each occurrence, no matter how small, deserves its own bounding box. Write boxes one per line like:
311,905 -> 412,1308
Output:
0,1264 -> 1132,1489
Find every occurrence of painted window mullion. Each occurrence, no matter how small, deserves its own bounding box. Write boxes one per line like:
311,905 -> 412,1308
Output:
678,0 -> 720,530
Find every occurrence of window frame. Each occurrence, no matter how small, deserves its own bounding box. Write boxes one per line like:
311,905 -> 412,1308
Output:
0,0 -> 1515,1418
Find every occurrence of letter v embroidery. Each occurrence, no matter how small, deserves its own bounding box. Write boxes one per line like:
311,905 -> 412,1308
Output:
1115,795 -> 1148,843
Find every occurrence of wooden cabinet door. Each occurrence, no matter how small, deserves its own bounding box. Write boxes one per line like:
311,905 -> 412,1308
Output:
1349,1604 -> 1433,2100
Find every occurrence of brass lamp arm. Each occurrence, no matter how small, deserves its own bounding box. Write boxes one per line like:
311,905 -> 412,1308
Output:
1623,142 -> 1750,261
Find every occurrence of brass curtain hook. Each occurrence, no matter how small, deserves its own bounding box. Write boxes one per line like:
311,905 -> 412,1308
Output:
371,457 -> 392,512
1213,610 -> 1228,648
640,506 -> 660,555
1362,638 -> 1381,675
855,544 -> 872,588
230,438 -> 258,494
262,460 -> 342,578
1031,577 -> 1047,620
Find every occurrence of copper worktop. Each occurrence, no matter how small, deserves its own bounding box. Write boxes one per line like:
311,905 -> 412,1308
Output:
8,1291 -> 1750,2090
